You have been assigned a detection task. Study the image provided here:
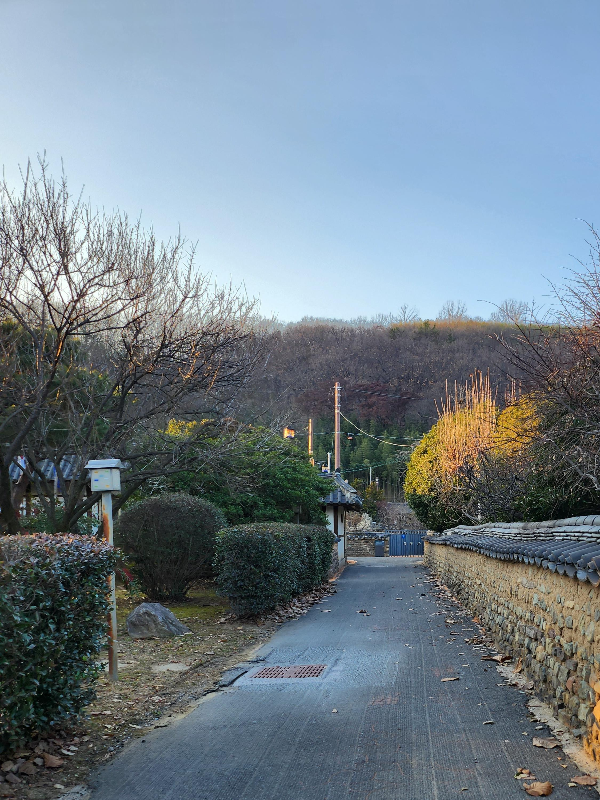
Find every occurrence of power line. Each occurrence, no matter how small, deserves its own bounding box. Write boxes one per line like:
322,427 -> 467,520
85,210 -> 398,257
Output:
339,413 -> 413,447
341,459 -> 402,474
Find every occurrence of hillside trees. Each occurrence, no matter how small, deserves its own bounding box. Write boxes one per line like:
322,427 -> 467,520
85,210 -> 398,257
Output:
0,159 -> 260,533
236,317 -> 525,438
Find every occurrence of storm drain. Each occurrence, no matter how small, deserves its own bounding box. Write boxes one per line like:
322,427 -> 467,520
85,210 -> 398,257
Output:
252,664 -> 327,679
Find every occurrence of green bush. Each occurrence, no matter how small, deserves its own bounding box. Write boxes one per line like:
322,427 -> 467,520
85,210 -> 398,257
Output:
115,493 -> 227,601
0,533 -> 116,753
214,523 -> 334,616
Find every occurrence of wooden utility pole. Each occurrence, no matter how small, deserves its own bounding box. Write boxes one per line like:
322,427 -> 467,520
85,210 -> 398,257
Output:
334,382 -> 341,471
308,418 -> 314,465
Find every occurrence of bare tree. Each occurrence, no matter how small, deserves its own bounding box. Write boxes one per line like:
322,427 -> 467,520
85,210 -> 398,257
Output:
499,225 -> 600,496
0,158 -> 260,533
436,300 -> 469,322
489,298 -> 529,324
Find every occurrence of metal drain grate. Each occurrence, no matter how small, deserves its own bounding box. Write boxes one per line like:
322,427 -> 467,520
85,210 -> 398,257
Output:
252,664 -> 327,679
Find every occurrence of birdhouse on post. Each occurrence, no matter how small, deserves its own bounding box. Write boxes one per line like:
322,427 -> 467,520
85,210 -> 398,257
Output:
85,458 -> 123,682
86,459 -> 122,492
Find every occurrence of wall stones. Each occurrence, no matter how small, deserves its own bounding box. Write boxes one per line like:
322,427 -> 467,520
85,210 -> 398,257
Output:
425,540 -> 600,762
346,535 -> 389,557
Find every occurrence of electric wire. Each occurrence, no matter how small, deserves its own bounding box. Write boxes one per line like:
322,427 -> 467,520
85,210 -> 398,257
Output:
339,412 -> 413,447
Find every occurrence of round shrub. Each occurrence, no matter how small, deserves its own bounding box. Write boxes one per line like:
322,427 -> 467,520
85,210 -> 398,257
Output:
115,493 -> 227,601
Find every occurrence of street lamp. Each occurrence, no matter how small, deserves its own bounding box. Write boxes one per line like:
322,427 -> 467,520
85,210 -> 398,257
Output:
85,458 -> 123,682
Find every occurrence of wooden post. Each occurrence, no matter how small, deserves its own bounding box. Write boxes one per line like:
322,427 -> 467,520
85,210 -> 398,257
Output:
308,418 -> 314,465
102,491 -> 118,682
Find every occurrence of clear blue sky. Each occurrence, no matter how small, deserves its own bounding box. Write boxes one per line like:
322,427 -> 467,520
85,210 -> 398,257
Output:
1,0 -> 599,321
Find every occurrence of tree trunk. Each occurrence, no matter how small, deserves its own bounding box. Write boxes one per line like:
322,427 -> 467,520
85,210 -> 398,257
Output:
0,459 -> 21,534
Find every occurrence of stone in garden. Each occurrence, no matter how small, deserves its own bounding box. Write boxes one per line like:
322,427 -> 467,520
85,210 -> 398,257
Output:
126,603 -> 191,639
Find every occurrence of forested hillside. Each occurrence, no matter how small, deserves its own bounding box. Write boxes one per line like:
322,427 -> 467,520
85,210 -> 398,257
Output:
238,317 -> 524,497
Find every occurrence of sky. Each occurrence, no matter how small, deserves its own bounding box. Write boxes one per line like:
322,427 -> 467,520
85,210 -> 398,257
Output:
1,0 -> 600,321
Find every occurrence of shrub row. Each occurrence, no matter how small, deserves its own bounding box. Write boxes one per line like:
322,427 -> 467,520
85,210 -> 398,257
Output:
214,523 -> 334,616
0,534 -> 116,752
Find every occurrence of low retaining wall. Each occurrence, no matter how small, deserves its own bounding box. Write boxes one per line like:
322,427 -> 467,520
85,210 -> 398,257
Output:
425,517 -> 600,763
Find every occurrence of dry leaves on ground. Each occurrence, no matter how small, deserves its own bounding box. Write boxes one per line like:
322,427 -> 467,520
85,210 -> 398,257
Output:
570,775 -> 598,786
515,768 -> 535,780
514,658 -> 523,673
532,738 -> 560,749
481,654 -> 511,663
523,780 -> 553,796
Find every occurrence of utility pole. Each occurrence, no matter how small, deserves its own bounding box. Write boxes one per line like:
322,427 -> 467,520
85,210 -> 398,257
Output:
327,451 -> 331,472
334,382 -> 341,471
308,418 -> 314,466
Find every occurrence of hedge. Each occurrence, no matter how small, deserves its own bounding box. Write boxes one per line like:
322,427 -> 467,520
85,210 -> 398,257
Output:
115,493 -> 227,601
214,523 -> 334,616
0,534 -> 116,752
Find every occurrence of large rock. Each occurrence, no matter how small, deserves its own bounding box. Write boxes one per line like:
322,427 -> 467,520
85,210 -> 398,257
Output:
126,603 -> 191,639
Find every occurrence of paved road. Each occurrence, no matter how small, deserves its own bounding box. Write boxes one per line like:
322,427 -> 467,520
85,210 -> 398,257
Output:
90,558 -> 583,799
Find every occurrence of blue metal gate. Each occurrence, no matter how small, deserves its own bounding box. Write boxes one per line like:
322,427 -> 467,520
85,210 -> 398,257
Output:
388,530 -> 426,556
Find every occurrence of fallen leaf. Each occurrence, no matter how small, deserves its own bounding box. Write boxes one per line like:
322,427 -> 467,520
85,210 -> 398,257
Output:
332,709 -> 338,713
532,738 -> 559,749
514,658 -> 523,673
523,780 -> 553,796
320,609 -> 332,613
441,677 -> 459,682
17,762 -> 36,776
483,720 -> 494,725
42,753 -> 64,769
481,654 -> 511,663
515,769 -> 535,780
571,775 -> 597,786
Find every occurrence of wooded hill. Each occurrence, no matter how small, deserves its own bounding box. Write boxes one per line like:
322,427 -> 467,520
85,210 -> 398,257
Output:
238,318 -> 524,496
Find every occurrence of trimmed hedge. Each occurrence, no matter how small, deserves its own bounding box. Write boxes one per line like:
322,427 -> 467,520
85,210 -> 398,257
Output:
214,523 -> 334,616
115,493 -> 227,601
0,534 -> 116,752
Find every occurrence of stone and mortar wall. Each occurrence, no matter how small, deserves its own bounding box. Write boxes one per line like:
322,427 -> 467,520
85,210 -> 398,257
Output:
346,534 -> 389,557
425,540 -> 600,761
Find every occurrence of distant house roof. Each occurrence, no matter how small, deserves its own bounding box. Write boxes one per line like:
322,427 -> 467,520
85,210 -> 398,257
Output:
321,472 -> 363,510
9,455 -> 81,483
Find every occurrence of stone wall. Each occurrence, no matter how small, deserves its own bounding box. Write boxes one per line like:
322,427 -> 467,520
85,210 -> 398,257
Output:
425,539 -> 600,761
346,534 -> 389,557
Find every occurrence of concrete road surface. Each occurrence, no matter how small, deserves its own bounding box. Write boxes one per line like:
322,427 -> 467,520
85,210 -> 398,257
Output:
90,557 -> 584,799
